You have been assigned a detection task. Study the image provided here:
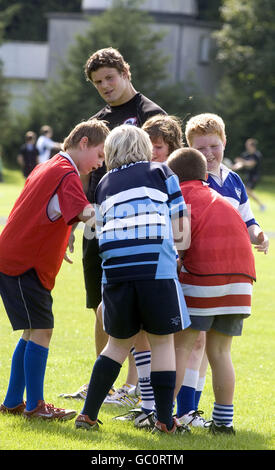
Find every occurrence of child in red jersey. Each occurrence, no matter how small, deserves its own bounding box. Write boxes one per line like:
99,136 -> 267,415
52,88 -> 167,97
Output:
167,147 -> 256,435
0,119 -> 109,421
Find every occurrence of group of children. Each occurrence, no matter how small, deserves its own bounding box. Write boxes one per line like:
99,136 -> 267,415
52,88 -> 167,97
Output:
0,108 -> 268,436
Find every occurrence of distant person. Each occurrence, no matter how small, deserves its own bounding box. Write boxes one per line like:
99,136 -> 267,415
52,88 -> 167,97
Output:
36,125 -> 62,164
0,119 -> 109,421
232,138 -> 266,211
17,131 -> 39,178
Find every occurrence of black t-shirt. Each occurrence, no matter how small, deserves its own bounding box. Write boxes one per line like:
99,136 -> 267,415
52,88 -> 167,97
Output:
87,92 -> 166,203
19,143 -> 39,177
241,150 -> 262,178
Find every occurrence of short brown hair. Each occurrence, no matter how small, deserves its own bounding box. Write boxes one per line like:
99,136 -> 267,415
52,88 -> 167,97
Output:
84,47 -> 131,82
63,119 -> 109,151
25,131 -> 36,141
142,114 -> 183,154
167,148 -> 207,183
40,125 -> 52,135
185,113 -> 226,147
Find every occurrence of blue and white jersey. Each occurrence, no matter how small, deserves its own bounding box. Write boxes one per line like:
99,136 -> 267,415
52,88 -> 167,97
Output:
207,163 -> 258,228
95,161 -> 186,283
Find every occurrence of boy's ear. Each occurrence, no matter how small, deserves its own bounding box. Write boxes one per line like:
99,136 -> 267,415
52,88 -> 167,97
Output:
80,136 -> 89,147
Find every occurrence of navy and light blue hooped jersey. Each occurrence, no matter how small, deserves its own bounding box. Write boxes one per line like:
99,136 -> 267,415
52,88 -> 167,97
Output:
95,161 -> 186,283
207,164 -> 258,228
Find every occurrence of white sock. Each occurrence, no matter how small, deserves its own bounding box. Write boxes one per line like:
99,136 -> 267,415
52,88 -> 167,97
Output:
133,350 -> 155,413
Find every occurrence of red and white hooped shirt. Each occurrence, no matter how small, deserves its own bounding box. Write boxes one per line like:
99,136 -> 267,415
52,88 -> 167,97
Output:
179,180 -> 256,316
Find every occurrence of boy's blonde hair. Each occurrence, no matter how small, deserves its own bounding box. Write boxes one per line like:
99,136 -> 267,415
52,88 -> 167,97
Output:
167,148 -> 207,183
142,114 -> 183,154
104,125 -> 152,171
185,113 -> 226,146
63,119 -> 109,151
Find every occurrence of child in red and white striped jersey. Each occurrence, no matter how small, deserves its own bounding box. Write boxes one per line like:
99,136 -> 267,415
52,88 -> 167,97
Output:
167,147 -> 256,434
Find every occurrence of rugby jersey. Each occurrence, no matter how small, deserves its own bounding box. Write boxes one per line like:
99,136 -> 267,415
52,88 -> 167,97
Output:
0,154 -> 89,290
179,180 -> 256,317
207,163 -> 258,227
95,161 -> 186,283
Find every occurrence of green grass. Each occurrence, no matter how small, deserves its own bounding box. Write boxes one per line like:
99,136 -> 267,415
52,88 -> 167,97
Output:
0,170 -> 274,451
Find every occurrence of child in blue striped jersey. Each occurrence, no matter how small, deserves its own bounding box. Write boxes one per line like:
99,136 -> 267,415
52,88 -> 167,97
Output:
75,125 -> 191,434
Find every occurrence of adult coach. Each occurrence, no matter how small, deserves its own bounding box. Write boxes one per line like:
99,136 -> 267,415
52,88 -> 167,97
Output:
62,47 -> 166,401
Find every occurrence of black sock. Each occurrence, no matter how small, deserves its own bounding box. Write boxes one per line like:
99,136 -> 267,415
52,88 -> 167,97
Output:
82,355 -> 121,420
150,370 -> 176,430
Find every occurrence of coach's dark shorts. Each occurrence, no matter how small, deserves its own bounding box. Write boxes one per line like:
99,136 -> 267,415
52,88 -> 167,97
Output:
102,279 -> 191,339
0,269 -> 53,331
82,231 -> 102,309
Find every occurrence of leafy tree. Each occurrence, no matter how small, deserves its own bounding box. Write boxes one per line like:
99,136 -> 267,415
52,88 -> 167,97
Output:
0,0 -> 81,41
197,0 -> 222,21
26,0 -> 169,139
1,0 -> 210,165
213,0 -> 275,169
0,6 -> 13,163
27,0 -> 208,137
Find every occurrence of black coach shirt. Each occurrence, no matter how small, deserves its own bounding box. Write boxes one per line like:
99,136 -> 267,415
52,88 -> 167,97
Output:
87,92 -> 166,203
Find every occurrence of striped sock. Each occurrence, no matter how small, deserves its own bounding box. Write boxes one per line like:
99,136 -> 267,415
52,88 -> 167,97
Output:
212,402 -> 234,427
133,350 -> 155,414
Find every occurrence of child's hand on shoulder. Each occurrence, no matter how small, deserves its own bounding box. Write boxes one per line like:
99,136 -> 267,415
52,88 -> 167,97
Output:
254,231 -> 269,255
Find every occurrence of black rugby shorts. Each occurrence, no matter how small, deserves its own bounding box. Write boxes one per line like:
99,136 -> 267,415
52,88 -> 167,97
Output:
0,269 -> 53,330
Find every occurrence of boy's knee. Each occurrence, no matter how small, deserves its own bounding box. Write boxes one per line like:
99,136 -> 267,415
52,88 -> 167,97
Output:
192,331 -> 206,351
30,328 -> 53,347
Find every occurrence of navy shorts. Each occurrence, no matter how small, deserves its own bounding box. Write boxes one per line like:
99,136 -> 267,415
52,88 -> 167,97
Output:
102,279 -> 191,339
82,232 -> 102,309
0,269 -> 53,331
189,314 -> 246,336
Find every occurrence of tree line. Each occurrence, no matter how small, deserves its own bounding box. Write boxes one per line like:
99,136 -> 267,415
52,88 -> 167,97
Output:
0,0 -> 274,171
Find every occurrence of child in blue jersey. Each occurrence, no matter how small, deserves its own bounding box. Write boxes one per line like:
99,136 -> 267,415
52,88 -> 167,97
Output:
185,113 -> 269,253
174,113 -> 269,430
75,125 -> 191,434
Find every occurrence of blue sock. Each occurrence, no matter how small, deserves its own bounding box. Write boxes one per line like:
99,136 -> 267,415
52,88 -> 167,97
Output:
195,390 -> 202,410
82,355 -> 121,421
176,385 -> 196,417
150,371 -> 176,430
24,340 -> 49,411
4,338 -> 27,408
